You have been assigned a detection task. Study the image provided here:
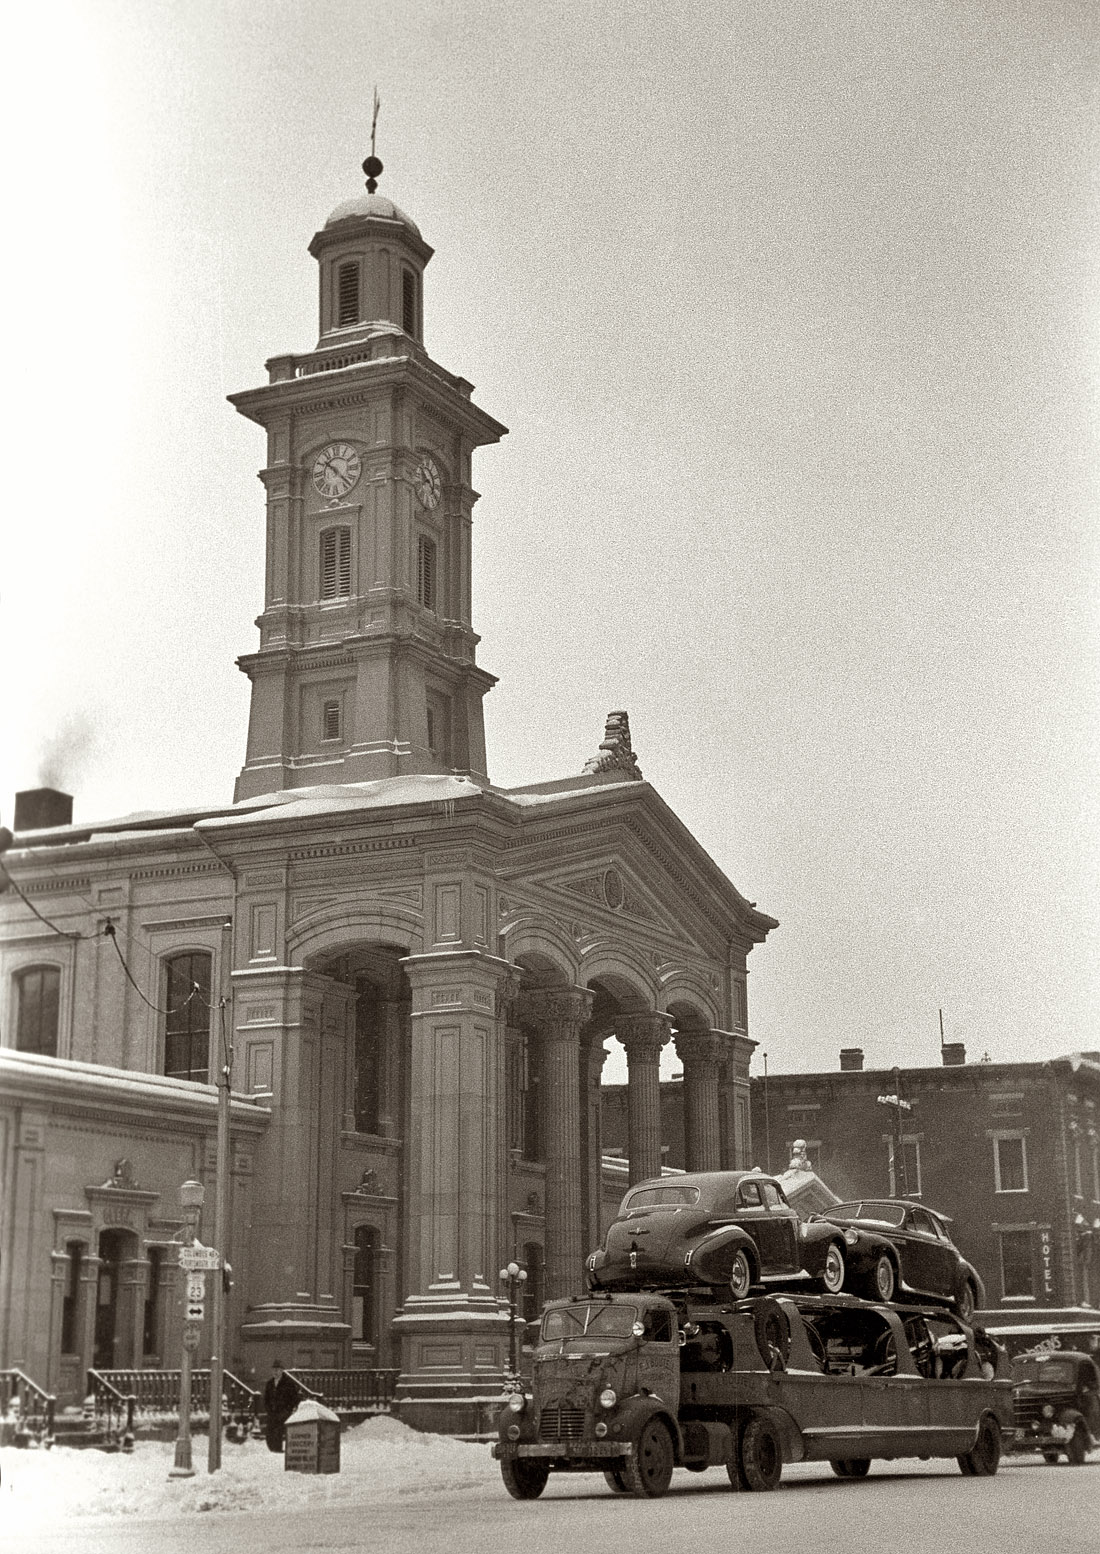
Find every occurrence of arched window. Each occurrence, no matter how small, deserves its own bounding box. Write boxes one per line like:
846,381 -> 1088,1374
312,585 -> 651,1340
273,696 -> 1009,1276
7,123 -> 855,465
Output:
320,526 -> 352,599
353,1225 -> 379,1346
417,535 -> 436,611
15,965 -> 60,1055
163,952 -> 212,1083
337,261 -> 360,327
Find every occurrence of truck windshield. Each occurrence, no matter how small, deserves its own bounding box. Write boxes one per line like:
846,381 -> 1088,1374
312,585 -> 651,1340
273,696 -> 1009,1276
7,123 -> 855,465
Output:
541,1303 -> 642,1341
1014,1359 -> 1077,1387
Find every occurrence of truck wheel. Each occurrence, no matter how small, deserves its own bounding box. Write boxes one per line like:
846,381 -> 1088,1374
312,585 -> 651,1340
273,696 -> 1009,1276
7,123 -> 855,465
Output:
830,1458 -> 871,1478
819,1242 -> 846,1294
1066,1425 -> 1088,1466
740,1413 -> 783,1491
957,1414 -> 1001,1477
622,1418 -> 675,1498
500,1456 -> 550,1499
1041,1449 -> 1061,1465
603,1464 -> 631,1494
729,1249 -> 754,1300
865,1253 -> 896,1302
753,1298 -> 791,1371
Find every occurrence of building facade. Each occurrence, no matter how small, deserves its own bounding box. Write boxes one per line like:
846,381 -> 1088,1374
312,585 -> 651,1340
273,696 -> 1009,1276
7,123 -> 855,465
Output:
748,1046 -> 1100,1310
0,169 -> 776,1431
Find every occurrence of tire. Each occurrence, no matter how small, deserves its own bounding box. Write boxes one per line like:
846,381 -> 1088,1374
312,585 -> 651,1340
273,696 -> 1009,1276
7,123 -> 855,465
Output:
1041,1449 -> 1061,1465
500,1456 -> 550,1499
830,1458 -> 871,1479
621,1418 -> 675,1499
729,1248 -> 754,1300
1066,1425 -> 1088,1466
603,1464 -> 631,1494
753,1298 -> 791,1372
739,1413 -> 783,1492
819,1242 -> 846,1294
957,1414 -> 1001,1477
956,1279 -> 977,1324
866,1253 -> 896,1303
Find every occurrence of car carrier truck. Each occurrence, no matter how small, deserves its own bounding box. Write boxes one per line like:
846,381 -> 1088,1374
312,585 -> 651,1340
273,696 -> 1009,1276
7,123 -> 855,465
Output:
493,1287 -> 1014,1498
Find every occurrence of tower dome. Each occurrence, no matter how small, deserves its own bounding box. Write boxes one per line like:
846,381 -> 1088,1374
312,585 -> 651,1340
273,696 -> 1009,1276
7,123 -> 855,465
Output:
323,192 -> 424,242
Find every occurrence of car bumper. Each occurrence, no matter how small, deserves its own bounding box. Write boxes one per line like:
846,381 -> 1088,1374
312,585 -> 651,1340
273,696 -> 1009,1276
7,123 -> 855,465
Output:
493,1440 -> 632,1460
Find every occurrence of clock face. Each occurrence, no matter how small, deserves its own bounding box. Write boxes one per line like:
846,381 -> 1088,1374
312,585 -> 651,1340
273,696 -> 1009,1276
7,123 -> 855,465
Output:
312,442 -> 362,502
414,456 -> 442,510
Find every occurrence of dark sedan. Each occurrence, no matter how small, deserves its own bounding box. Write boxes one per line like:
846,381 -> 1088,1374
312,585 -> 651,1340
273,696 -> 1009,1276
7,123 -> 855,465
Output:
809,1199 -> 985,1319
586,1170 -> 895,1300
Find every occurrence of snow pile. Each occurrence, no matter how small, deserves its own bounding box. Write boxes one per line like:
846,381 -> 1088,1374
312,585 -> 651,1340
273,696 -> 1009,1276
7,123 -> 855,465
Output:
0,1416 -> 497,1529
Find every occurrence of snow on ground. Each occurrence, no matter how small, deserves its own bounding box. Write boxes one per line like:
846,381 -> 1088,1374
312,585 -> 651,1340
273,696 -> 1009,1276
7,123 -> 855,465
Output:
0,1417 -> 498,1531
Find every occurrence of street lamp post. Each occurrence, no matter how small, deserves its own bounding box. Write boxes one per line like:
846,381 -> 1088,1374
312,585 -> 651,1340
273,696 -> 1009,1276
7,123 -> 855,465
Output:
168,1178 -> 205,1479
499,1260 -> 528,1390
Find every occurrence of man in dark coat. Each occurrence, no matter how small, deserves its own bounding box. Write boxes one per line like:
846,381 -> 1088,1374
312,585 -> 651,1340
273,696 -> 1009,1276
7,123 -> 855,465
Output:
262,1360 -> 300,1452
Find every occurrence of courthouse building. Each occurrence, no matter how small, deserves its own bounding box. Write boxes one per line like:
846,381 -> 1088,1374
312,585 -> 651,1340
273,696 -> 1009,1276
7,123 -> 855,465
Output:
0,163 -> 774,1431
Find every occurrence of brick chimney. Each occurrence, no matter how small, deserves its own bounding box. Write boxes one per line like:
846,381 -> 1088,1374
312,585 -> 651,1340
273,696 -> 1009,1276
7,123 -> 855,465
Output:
14,788 -> 73,831
941,1042 -> 966,1066
840,1047 -> 864,1072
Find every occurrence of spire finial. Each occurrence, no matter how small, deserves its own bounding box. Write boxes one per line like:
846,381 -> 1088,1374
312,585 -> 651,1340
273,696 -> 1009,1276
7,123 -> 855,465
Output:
363,87 -> 383,193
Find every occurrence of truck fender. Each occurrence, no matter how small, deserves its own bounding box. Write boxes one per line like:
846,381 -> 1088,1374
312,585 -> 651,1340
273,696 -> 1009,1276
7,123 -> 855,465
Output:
1055,1407 -> 1086,1430
744,1404 -> 805,1466
614,1395 -> 684,1460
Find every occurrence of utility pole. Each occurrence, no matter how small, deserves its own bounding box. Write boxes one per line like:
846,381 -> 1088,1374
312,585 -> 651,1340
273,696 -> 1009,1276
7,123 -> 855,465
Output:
208,998 -> 231,1473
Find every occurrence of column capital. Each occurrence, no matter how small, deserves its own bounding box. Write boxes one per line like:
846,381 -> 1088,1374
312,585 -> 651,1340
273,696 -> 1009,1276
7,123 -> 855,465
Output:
617,1011 -> 672,1061
582,1032 -> 610,1083
673,1029 -> 725,1069
520,986 -> 594,1040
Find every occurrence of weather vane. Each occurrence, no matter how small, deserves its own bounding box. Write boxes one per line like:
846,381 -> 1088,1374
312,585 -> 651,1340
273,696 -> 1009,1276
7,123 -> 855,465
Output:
363,87 -> 383,193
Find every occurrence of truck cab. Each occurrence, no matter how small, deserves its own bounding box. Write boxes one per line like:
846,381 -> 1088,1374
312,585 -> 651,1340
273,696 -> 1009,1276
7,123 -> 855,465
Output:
1010,1350 -> 1100,1465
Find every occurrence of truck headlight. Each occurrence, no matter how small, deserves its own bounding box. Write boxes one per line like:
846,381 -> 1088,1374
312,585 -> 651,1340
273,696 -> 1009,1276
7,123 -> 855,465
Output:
599,1387 -> 617,1409
507,1393 -> 526,1413
595,1421 -> 608,1438
506,1424 -> 521,1440
1042,1404 -> 1054,1419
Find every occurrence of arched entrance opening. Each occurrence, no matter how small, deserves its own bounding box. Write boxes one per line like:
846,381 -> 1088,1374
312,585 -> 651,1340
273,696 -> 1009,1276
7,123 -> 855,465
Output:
93,1228 -> 139,1370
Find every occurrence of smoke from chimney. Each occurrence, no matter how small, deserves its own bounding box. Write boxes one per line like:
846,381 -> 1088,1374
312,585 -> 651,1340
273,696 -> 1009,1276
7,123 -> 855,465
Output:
37,713 -> 96,794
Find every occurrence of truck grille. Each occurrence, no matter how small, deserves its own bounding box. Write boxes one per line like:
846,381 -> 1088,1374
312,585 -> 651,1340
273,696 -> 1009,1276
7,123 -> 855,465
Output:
539,1403 -> 586,1439
1014,1391 -> 1075,1428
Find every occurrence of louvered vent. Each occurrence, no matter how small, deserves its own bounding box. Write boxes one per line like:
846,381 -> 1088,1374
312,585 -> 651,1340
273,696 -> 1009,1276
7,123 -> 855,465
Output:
320,527 -> 351,599
402,268 -> 417,335
322,700 -> 341,741
417,535 -> 436,611
337,262 -> 360,326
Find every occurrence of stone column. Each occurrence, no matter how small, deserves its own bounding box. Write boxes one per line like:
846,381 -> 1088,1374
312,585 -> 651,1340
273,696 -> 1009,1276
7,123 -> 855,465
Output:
522,987 -> 594,1301
717,1030 -> 758,1170
674,1030 -> 724,1172
391,949 -> 517,1432
618,1013 -> 671,1185
581,1032 -> 610,1254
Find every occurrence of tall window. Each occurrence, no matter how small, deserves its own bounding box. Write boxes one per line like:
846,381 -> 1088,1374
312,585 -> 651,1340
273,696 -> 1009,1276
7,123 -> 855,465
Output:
337,261 -> 360,326
143,1247 -> 162,1357
61,1241 -> 83,1353
163,952 -> 212,1083
402,268 -> 418,335
352,1226 -> 379,1345
417,535 -> 436,611
994,1133 -> 1028,1193
320,527 -> 351,599
1000,1228 -> 1035,1298
353,978 -> 382,1134
15,965 -> 60,1055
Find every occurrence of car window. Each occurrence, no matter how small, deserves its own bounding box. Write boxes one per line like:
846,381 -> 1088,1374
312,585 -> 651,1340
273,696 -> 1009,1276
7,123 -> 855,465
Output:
737,1182 -> 763,1208
624,1185 -> 701,1209
907,1208 -> 936,1236
759,1182 -> 784,1210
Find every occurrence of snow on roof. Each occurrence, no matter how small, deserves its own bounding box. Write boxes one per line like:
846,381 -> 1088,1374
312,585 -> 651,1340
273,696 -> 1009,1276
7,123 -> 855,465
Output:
198,773 -> 488,828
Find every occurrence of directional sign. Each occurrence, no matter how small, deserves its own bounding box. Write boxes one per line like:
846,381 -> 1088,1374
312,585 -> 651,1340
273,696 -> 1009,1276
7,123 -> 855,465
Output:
186,1299 -> 206,1322
179,1245 -> 221,1272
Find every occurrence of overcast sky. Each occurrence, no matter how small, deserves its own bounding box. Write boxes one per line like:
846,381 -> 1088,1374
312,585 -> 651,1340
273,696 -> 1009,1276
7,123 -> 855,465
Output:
3,0 -> 1097,1077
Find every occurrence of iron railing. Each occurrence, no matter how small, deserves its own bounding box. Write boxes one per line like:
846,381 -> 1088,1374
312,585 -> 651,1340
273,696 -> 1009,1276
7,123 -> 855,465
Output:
0,1369 -> 56,1448
284,1367 -> 401,1414
88,1368 -> 261,1442
86,1370 -> 135,1451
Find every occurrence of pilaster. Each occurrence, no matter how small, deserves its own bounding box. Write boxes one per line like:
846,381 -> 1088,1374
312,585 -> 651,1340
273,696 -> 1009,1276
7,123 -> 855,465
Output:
717,1030 -> 758,1170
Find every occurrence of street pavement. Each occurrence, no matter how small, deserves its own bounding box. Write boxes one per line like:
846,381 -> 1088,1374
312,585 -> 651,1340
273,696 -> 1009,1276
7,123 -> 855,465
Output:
5,1454 -> 1098,1554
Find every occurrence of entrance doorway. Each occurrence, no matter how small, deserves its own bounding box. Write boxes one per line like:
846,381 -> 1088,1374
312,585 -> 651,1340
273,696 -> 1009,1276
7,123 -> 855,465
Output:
93,1229 -> 132,1369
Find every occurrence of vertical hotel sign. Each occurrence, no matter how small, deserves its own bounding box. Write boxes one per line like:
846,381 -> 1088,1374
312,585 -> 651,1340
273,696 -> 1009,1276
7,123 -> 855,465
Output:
1039,1226 -> 1054,1299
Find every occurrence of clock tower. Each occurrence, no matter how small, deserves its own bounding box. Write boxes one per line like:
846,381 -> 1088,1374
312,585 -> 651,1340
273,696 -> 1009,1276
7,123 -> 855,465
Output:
231,158 -> 506,801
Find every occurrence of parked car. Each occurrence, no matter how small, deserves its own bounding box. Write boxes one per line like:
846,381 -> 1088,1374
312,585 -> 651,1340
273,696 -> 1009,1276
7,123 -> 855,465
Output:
1010,1350 -> 1100,1465
807,1199 -> 984,1319
585,1171 -> 897,1300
